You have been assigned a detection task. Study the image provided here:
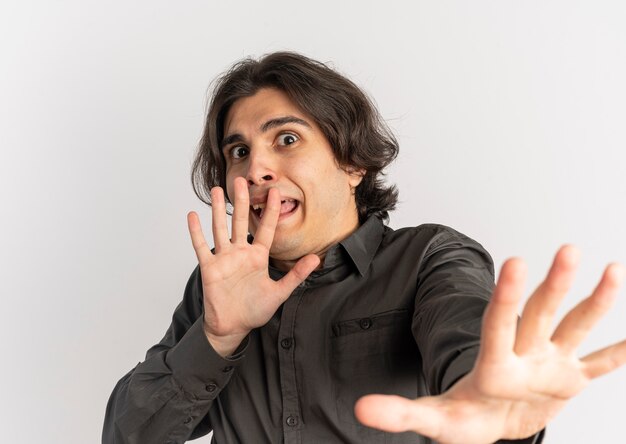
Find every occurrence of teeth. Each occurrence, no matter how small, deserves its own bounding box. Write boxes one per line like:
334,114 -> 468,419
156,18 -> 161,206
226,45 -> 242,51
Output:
251,199 -> 295,210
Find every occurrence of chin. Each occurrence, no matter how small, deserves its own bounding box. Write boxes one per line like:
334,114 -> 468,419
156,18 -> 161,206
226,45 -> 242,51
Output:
269,239 -> 305,260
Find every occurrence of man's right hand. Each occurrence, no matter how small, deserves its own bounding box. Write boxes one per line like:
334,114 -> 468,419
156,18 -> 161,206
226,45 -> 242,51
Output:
187,176 -> 320,357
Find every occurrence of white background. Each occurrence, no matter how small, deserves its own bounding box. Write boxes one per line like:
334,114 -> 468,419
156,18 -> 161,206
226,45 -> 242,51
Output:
1,1 -> 625,443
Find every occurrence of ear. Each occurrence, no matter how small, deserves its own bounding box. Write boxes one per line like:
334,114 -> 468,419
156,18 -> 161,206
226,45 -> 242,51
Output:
346,167 -> 366,188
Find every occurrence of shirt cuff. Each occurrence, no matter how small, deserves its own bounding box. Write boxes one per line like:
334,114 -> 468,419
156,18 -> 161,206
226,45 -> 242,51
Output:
165,316 -> 248,400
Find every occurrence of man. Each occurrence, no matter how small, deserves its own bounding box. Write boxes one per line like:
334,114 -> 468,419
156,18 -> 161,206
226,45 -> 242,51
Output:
103,51 -> 626,444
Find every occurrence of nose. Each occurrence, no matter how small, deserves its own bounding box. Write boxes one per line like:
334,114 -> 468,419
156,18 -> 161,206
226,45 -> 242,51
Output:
245,149 -> 277,187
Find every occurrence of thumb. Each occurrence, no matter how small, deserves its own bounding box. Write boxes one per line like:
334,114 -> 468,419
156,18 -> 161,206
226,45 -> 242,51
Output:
354,394 -> 444,438
276,254 -> 320,298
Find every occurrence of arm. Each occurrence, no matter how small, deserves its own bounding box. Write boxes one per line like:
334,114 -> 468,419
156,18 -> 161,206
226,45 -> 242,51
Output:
409,227 -> 543,443
356,241 -> 626,444
102,265 -> 247,444
103,177 -> 319,443
410,227 -> 495,397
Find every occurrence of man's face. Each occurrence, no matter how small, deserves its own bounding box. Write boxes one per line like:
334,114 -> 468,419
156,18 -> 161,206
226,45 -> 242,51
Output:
222,87 -> 363,263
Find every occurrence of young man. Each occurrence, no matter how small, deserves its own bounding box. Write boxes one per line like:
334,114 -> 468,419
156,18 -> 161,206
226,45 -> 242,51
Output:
103,52 -> 626,444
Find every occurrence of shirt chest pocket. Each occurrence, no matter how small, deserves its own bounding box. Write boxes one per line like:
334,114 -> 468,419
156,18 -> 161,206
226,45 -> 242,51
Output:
330,309 -> 420,427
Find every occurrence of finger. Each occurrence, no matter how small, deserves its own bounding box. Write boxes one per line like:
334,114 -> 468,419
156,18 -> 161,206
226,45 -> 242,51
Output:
252,187 -> 281,249
275,253 -> 320,299
354,394 -> 444,438
231,176 -> 250,244
515,245 -> 580,353
210,187 -> 230,252
187,211 -> 214,264
478,258 -> 526,364
551,263 -> 625,352
581,338 -> 626,379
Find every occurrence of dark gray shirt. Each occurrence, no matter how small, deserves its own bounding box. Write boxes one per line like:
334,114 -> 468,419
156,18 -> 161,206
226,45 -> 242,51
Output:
103,216 -> 544,443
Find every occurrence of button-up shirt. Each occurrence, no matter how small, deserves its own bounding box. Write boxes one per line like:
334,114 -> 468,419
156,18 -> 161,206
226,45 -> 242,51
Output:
103,216 -> 543,443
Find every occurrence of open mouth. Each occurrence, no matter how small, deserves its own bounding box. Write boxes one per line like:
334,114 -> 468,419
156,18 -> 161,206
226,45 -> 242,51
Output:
251,199 -> 299,220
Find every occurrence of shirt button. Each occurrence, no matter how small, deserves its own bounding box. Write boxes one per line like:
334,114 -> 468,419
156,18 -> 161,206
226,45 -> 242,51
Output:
359,318 -> 372,330
280,338 -> 293,349
205,383 -> 217,392
286,415 -> 299,427
222,366 -> 233,373
184,416 -> 193,424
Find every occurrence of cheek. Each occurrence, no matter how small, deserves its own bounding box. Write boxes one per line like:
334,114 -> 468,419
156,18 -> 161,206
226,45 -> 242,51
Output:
304,174 -> 348,215
224,172 -> 236,203
224,164 -> 248,202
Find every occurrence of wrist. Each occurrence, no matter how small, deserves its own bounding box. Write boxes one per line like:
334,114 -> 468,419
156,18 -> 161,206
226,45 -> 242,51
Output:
203,325 -> 248,358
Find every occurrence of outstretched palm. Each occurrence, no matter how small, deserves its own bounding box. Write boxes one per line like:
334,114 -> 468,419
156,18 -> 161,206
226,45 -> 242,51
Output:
187,177 -> 319,356
355,246 -> 626,443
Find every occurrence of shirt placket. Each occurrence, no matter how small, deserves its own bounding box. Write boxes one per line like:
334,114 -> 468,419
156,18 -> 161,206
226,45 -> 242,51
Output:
278,282 -> 307,444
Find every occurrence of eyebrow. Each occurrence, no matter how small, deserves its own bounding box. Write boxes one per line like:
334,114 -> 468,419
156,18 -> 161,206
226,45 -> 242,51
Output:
220,116 -> 312,150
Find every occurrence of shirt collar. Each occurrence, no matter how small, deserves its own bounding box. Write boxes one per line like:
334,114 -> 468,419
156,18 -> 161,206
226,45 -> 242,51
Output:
262,214 -> 385,280
321,214 -> 385,277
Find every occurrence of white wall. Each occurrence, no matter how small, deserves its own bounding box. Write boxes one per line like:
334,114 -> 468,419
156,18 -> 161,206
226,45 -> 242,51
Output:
1,1 -> 625,442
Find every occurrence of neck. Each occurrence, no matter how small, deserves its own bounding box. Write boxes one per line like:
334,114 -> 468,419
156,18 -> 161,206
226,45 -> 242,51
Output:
269,254 -> 324,274
269,217 -> 361,273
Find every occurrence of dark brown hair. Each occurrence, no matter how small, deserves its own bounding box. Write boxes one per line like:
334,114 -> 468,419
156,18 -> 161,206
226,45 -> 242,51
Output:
191,51 -> 399,223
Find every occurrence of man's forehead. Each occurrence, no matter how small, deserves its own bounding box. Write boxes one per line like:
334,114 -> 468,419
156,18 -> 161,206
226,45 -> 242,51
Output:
224,88 -> 304,131
222,89 -> 319,145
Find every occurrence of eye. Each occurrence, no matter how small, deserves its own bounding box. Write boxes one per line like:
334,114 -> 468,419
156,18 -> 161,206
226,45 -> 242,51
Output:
229,145 -> 249,159
277,133 -> 298,146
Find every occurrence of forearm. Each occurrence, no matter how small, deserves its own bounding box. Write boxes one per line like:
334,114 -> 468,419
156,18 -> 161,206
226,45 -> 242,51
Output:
103,317 -> 246,443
